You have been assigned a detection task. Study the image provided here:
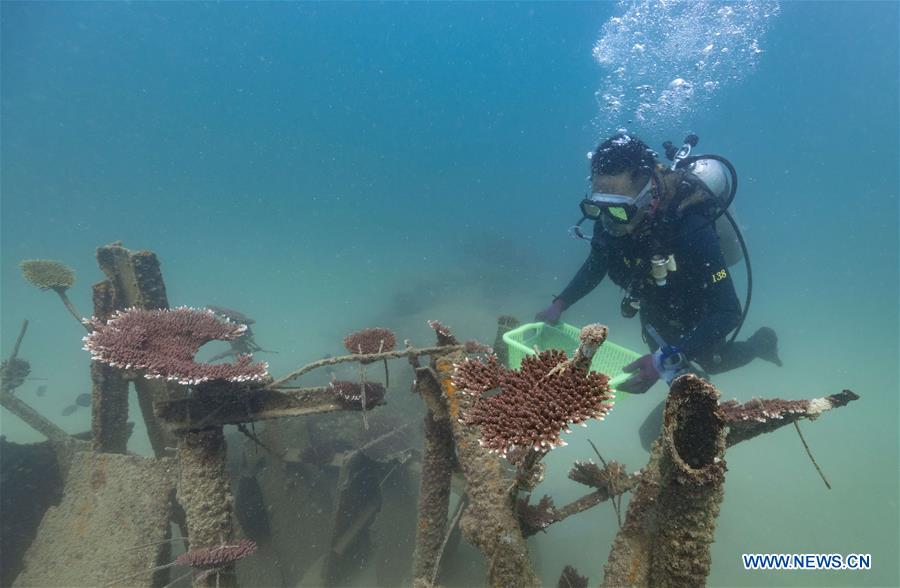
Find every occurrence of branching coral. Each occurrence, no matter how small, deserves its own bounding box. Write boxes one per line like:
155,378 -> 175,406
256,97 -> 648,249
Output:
344,327 -> 397,357
83,307 -> 269,385
452,354 -> 502,394
344,327 -> 397,392
426,319 -> 493,355
557,565 -> 588,588
568,459 -> 627,494
427,319 -> 459,346
720,397 -> 809,423
463,340 -> 494,355
453,349 -> 613,458
516,494 -> 557,536
720,390 -> 859,447
205,306 -> 255,326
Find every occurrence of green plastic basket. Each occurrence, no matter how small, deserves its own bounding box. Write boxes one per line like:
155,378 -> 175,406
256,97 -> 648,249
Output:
502,322 -> 642,399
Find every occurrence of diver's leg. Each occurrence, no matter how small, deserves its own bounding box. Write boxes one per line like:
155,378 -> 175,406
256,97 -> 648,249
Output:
698,327 -> 783,374
747,326 -> 783,366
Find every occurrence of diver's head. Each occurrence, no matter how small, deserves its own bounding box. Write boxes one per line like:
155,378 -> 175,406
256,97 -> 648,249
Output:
580,133 -> 659,234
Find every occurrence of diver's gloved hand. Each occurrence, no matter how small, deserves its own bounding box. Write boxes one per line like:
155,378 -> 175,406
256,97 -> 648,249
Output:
535,298 -> 567,325
657,350 -> 690,384
618,352 -> 663,394
620,349 -> 688,393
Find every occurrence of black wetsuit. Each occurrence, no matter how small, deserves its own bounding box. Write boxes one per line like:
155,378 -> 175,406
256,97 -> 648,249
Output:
559,211 -> 756,373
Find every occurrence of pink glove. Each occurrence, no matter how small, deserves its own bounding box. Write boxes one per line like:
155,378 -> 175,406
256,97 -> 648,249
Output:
618,353 -> 662,394
535,298 -> 566,325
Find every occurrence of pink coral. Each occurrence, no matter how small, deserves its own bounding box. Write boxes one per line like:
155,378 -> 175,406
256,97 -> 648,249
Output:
454,349 -> 613,457
558,566 -> 588,588
82,307 -> 269,385
464,340 -> 494,355
344,327 -> 397,356
720,397 -> 809,423
517,494 -> 557,536
427,319 -> 459,346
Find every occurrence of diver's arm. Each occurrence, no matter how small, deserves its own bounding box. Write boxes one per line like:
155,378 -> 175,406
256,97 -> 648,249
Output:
556,227 -> 609,307
674,215 -> 742,359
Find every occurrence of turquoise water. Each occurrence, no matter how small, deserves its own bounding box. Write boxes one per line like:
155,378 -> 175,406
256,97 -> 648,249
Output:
1,2 -> 897,587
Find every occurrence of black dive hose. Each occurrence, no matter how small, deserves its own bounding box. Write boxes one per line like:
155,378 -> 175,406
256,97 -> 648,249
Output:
722,208 -> 751,344
673,153 -> 751,345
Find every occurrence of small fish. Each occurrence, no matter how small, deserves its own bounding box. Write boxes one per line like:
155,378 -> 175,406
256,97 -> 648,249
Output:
61,405 -> 78,416
75,393 -> 91,407
36,385 -> 47,397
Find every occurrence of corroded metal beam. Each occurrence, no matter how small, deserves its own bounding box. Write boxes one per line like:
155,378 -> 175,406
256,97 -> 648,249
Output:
155,386 -> 357,432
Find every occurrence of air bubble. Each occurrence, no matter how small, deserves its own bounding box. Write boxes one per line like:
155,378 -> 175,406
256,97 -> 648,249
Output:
591,1 -> 780,133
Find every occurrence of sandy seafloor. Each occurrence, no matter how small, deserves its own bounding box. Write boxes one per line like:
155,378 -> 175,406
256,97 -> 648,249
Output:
1,1 -> 897,587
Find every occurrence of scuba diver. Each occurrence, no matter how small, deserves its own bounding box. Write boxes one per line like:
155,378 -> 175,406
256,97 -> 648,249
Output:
536,132 -> 782,397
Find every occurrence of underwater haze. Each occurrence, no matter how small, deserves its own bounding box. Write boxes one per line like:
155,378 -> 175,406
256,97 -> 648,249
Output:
1,1 -> 897,587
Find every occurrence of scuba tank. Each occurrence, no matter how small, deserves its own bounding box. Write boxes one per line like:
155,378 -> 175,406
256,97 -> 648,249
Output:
687,157 -> 743,267
663,133 -> 752,345
663,134 -> 742,266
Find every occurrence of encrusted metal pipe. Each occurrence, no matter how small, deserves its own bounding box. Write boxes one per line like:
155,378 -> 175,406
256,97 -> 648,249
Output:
603,375 -> 726,588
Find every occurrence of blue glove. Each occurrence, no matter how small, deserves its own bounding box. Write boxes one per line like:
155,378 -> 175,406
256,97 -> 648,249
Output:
535,298 -> 566,325
655,348 -> 688,384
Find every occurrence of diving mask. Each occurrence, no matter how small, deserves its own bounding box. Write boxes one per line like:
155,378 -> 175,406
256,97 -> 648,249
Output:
579,175 -> 656,224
